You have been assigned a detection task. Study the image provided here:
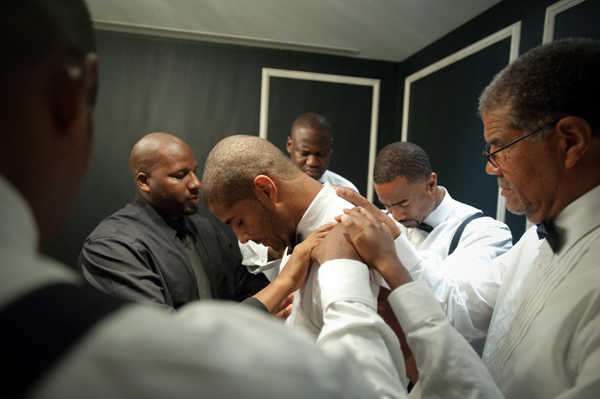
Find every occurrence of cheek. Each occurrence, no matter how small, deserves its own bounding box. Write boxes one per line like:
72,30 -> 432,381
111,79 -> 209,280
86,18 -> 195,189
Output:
294,156 -> 306,165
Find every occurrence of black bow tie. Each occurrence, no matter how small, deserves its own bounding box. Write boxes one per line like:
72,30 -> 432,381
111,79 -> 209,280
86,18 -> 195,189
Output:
537,220 -> 559,253
416,223 -> 434,233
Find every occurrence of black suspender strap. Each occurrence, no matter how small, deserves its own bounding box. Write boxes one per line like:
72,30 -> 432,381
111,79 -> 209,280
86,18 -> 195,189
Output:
448,212 -> 484,256
0,283 -> 127,398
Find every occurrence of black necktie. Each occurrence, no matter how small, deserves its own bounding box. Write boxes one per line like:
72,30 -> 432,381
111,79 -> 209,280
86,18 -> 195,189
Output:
416,223 -> 433,233
177,226 -> 212,299
536,219 -> 559,253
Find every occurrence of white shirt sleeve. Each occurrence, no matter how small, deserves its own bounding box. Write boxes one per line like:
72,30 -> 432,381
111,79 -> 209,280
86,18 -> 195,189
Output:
317,259 -> 408,399
32,300 -> 381,399
394,219 -> 508,340
389,281 -> 504,399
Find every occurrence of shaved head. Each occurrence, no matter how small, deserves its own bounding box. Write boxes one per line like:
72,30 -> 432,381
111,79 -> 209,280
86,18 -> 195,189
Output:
130,132 -> 190,177
202,135 -> 302,210
130,132 -> 201,219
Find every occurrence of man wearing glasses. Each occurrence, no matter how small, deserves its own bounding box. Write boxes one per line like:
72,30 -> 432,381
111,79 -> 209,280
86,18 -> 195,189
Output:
339,37 -> 600,398
473,39 -> 600,398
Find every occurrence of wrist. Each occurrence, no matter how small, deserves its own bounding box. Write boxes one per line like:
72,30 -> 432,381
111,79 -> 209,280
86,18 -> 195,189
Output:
376,257 -> 412,290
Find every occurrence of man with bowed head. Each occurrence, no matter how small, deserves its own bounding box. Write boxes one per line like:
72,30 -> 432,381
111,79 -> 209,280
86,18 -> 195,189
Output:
373,141 -> 512,342
201,133 -> 504,397
286,112 -> 359,192
239,112 -> 359,278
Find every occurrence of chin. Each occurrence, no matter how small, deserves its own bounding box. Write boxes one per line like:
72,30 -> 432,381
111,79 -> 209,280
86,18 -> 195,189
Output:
304,171 -> 322,180
183,206 -> 199,216
270,243 -> 287,253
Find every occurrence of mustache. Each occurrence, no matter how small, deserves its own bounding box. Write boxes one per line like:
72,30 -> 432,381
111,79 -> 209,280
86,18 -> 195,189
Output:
498,177 -> 514,190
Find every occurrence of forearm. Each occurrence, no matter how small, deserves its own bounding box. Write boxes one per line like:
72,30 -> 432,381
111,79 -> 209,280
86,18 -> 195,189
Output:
251,277 -> 295,314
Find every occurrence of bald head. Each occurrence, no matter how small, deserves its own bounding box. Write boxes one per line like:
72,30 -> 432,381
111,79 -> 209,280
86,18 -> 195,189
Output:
130,132 -> 190,177
130,133 -> 201,219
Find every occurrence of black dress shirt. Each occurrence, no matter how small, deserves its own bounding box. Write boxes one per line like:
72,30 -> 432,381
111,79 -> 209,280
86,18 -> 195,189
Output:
78,193 -> 269,310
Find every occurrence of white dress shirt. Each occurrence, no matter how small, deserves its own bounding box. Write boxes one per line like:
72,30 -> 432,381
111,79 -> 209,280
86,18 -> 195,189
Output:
319,169 -> 359,193
480,184 -> 600,398
393,188 -> 512,340
284,183 -> 385,335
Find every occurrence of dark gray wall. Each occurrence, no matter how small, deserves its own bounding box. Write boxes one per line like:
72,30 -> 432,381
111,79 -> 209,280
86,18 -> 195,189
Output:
45,31 -> 399,268
395,0 -> 600,242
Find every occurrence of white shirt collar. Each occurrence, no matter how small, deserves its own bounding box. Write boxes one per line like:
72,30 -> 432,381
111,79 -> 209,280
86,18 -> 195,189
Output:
296,183 -> 337,242
422,186 -> 451,228
0,173 -> 39,255
553,183 -> 600,255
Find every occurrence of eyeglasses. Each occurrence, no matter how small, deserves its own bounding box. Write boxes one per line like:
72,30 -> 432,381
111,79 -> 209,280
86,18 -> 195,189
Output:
483,120 -> 557,168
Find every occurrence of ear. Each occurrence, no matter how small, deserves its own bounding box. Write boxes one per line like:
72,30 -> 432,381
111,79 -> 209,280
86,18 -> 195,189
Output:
136,172 -> 150,193
253,175 -> 278,206
52,53 -> 99,136
555,116 -> 593,169
426,172 -> 438,193
286,137 -> 293,154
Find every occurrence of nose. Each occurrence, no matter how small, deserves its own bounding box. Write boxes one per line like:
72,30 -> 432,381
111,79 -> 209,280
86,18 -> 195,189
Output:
306,155 -> 319,167
233,226 -> 252,244
485,160 -> 501,176
391,207 -> 406,222
188,172 -> 201,190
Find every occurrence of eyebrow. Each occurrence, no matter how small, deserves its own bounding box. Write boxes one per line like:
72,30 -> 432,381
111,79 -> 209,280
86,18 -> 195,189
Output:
172,164 -> 199,173
486,137 -> 504,147
380,199 -> 410,207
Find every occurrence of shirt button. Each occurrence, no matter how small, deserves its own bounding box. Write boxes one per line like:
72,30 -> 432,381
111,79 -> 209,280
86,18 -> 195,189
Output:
536,261 -> 543,269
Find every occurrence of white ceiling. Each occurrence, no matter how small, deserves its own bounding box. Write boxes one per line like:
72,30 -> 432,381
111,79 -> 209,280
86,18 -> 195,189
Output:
85,0 -> 503,63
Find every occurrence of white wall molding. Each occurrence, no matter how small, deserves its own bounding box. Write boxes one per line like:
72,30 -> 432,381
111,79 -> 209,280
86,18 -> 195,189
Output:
543,0 -> 588,44
260,68 -> 380,201
401,22 -> 521,222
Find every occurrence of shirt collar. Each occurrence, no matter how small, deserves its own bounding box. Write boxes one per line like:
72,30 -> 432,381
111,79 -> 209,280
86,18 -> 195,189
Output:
318,170 -> 329,184
422,186 -> 450,228
552,183 -> 600,255
0,173 -> 39,255
132,192 -> 190,240
296,182 -> 336,242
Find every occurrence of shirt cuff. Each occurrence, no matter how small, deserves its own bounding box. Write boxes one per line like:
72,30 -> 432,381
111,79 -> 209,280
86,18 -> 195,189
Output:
387,281 -> 445,332
318,259 -> 375,311
239,297 -> 270,314
394,233 -> 422,271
